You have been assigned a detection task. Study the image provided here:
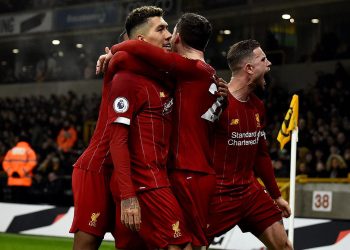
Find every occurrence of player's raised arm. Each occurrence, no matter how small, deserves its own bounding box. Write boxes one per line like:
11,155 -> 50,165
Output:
111,40 -> 190,75
105,51 -> 174,90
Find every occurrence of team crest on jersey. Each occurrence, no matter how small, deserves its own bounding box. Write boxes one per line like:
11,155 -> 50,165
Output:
255,113 -> 261,127
89,212 -> 100,227
172,221 -> 182,238
230,118 -> 239,125
113,97 -> 129,113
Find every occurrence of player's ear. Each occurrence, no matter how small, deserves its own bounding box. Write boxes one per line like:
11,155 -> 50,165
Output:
137,34 -> 145,41
175,33 -> 180,44
244,63 -> 254,75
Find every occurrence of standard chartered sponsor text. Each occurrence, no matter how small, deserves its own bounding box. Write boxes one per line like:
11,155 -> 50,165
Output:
228,131 -> 266,146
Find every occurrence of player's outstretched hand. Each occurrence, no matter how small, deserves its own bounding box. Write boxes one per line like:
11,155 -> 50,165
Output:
214,76 -> 228,97
275,197 -> 291,218
121,196 -> 141,232
96,47 -> 112,75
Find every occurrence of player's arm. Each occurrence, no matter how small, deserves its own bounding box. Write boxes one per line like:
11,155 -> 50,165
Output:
108,74 -> 143,232
96,47 -> 111,75
254,110 -> 291,218
111,40 -> 192,76
107,51 -> 172,89
254,137 -> 291,218
201,77 -> 228,122
109,123 -> 141,232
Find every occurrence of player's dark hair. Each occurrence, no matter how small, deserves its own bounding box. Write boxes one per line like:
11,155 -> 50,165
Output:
176,13 -> 212,52
118,29 -> 128,42
227,39 -> 260,73
125,6 -> 164,38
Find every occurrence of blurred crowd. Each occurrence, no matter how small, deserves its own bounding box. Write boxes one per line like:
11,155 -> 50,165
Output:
299,32 -> 350,63
0,91 -> 101,205
1,63 -> 350,205
0,50 -> 99,84
267,62 -> 350,178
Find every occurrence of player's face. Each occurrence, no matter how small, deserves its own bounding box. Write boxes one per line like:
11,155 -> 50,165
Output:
142,16 -> 172,51
251,47 -> 271,89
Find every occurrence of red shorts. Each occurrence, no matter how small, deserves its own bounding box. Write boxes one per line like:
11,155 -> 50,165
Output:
207,184 -> 282,238
169,170 -> 216,247
70,167 -> 115,237
113,187 -> 191,249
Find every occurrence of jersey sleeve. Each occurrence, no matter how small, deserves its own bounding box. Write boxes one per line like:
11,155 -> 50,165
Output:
111,40 -> 196,77
107,51 -> 169,86
109,123 -> 136,200
254,104 -> 281,199
108,73 -> 145,126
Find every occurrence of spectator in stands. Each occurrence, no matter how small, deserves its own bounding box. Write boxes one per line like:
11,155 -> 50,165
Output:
314,149 -> 326,164
2,136 -> 37,202
37,152 -> 61,175
326,154 -> 348,178
296,162 -> 310,176
343,147 -> 350,169
336,132 -> 347,153
45,52 -> 60,81
272,159 -> 289,177
56,121 -> 77,153
313,161 -> 329,178
35,56 -> 47,82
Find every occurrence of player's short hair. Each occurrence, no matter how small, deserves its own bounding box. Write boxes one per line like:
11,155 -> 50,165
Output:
118,29 -> 128,42
175,13 -> 212,52
125,6 -> 164,38
227,39 -> 261,73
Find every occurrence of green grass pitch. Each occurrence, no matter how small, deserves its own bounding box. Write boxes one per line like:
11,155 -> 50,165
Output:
0,233 -> 115,250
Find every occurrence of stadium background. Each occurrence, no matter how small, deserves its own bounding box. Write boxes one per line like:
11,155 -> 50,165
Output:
1,0 -> 350,249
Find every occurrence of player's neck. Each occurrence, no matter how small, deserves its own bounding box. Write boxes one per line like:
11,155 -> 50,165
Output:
179,46 -> 205,62
228,75 -> 251,102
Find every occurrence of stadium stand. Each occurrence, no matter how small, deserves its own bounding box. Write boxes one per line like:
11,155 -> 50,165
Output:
0,91 -> 100,205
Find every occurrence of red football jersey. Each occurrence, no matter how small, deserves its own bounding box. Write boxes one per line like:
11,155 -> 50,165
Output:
112,40 -> 225,174
168,61 -> 217,174
212,93 -> 280,198
108,70 -> 174,193
73,52 -> 158,174
73,72 -> 113,173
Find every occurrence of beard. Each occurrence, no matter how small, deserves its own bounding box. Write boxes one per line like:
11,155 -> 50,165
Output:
253,73 -> 270,99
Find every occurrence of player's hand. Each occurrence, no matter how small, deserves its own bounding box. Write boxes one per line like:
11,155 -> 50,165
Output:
96,47 -> 112,75
120,196 -> 141,232
274,196 -> 291,218
214,76 -> 228,97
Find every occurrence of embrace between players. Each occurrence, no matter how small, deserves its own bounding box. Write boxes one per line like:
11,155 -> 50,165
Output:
70,5 -> 293,250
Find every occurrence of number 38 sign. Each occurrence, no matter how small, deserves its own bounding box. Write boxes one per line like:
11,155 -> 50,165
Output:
312,191 -> 332,212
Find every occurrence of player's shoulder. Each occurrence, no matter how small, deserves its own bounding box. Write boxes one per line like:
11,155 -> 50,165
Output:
196,61 -> 216,75
112,71 -> 148,87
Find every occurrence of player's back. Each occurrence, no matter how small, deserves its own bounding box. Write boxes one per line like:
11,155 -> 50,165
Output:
73,80 -> 113,173
168,60 -> 218,174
